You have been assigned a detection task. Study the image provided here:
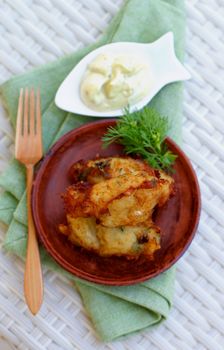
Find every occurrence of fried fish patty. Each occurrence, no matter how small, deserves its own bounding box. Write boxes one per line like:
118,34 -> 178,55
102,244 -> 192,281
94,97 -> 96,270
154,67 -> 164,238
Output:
63,172 -> 157,218
59,215 -> 160,258
59,156 -> 174,258
70,156 -> 155,183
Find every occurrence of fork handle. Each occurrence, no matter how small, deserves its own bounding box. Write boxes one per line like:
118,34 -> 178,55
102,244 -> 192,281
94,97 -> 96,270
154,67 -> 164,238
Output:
24,164 -> 43,315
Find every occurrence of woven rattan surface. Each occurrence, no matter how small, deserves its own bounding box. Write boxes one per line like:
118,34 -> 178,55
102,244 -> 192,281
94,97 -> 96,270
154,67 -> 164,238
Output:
0,0 -> 224,349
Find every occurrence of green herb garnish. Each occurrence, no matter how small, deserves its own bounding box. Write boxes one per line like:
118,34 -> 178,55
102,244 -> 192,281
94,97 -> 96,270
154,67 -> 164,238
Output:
102,107 -> 177,171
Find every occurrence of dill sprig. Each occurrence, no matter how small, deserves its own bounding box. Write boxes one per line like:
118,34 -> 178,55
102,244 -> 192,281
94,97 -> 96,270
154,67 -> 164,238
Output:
102,107 -> 177,171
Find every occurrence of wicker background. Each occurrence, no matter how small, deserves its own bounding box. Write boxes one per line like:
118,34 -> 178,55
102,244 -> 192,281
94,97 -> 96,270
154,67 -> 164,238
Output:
0,0 -> 224,349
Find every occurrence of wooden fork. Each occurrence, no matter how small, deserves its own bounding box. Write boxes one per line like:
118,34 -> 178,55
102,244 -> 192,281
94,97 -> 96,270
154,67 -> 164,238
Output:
15,88 -> 43,315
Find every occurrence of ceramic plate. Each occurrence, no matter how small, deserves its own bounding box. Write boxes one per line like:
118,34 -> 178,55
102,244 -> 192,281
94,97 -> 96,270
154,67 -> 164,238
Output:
32,120 -> 201,285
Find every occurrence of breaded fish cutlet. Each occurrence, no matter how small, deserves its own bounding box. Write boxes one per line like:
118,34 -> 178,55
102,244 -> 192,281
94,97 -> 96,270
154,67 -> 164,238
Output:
59,156 -> 174,258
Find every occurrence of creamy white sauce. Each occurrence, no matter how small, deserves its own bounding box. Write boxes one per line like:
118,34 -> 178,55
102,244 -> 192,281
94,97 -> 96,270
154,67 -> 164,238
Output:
80,53 -> 151,111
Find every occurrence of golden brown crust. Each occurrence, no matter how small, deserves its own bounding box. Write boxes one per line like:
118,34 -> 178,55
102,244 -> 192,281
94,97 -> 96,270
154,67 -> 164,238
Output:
59,215 -> 161,258
59,156 -> 174,258
69,156 -> 155,184
63,172 -> 159,218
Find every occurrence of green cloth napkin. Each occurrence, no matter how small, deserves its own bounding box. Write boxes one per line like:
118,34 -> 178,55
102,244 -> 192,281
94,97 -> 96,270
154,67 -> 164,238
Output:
0,0 -> 186,342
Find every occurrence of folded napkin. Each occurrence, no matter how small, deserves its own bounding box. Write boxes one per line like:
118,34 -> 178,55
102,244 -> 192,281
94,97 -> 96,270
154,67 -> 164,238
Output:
0,0 -> 186,342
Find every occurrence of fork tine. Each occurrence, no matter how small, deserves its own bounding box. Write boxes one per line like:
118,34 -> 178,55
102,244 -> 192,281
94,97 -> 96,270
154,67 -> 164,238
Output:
30,88 -> 35,136
24,88 -> 29,135
36,89 -> 43,149
15,88 -> 24,158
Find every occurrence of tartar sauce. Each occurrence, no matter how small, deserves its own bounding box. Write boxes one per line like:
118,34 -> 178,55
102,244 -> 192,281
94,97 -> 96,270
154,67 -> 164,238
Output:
80,53 -> 151,111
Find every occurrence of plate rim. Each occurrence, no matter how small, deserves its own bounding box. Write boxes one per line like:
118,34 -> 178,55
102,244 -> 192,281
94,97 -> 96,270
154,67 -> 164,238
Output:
32,119 -> 201,285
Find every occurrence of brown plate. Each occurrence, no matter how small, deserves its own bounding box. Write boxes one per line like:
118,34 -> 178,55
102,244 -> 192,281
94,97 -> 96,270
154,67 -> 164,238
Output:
32,119 -> 201,285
